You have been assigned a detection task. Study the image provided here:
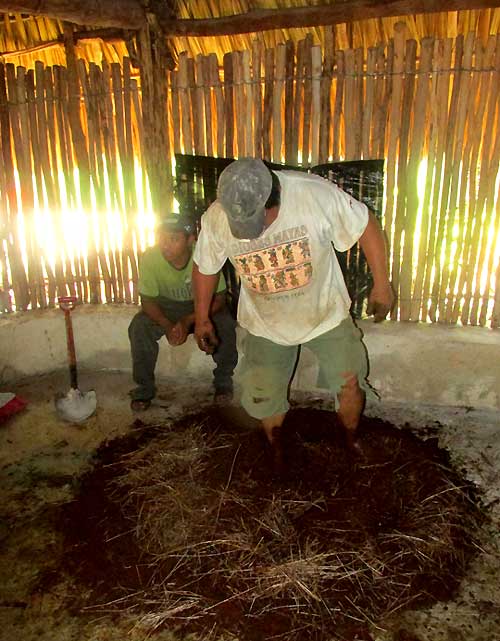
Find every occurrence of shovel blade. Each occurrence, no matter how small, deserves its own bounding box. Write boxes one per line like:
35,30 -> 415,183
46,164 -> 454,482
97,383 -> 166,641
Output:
55,388 -> 97,423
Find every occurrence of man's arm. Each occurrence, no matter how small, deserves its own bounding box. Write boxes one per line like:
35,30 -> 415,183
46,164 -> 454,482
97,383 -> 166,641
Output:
141,296 -> 174,333
192,263 -> 221,352
174,291 -> 225,339
358,212 -> 394,322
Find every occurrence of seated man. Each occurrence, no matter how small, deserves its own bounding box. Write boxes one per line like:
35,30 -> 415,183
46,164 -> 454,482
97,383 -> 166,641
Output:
128,215 -> 237,411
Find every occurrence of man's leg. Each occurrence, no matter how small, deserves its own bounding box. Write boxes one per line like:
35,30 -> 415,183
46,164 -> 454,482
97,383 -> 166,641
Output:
211,307 -> 238,397
336,372 -> 365,450
128,312 -> 166,402
306,316 -> 370,448
240,332 -> 298,444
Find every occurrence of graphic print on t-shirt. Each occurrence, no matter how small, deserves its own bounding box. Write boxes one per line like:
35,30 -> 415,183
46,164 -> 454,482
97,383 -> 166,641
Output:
233,228 -> 313,295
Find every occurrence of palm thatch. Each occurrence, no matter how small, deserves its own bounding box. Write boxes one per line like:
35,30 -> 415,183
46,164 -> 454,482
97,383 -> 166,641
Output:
0,2 -> 499,69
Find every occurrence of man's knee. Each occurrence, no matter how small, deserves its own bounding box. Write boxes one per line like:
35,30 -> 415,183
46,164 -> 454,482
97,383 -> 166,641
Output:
129,312 -> 144,333
128,312 -> 156,341
338,372 -> 362,398
213,308 -> 236,337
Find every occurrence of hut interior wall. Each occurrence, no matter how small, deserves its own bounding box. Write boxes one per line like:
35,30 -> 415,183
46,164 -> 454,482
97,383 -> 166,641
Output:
0,23 -> 499,326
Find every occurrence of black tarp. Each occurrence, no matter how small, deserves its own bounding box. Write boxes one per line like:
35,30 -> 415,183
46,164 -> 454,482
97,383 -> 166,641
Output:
174,154 -> 384,318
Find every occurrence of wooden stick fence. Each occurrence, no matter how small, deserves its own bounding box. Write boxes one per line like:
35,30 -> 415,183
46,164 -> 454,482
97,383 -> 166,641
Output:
0,23 -> 499,327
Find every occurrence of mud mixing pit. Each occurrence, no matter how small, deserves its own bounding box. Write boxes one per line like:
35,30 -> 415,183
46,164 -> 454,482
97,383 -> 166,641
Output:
44,407 -> 484,641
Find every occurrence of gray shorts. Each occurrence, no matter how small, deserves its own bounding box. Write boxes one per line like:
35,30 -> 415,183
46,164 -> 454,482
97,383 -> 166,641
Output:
240,316 -> 373,419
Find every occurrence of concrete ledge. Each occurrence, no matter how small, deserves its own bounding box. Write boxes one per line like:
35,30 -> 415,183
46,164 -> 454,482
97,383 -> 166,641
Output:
1,306 -> 499,410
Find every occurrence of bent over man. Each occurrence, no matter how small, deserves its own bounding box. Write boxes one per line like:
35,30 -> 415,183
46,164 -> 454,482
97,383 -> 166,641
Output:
192,159 -> 393,454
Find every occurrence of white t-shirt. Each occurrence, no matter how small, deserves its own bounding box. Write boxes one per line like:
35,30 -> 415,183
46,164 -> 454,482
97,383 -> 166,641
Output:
193,170 -> 368,346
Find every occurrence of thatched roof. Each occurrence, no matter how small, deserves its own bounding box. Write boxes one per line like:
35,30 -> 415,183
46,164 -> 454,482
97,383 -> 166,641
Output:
0,1 -> 499,69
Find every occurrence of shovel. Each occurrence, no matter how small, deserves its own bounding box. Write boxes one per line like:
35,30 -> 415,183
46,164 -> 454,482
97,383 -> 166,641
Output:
55,296 -> 97,423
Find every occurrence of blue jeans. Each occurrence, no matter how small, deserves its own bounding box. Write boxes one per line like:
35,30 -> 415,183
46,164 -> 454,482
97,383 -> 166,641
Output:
128,298 -> 237,401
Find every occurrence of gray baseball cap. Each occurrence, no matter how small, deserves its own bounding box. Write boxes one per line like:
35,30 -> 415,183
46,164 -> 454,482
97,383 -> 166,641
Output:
217,158 -> 273,239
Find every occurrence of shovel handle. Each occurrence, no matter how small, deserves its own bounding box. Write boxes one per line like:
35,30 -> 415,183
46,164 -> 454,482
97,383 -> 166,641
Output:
58,297 -> 78,389
58,296 -> 78,312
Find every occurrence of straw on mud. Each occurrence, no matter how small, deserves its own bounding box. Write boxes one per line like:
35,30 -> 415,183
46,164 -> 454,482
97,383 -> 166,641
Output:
74,411 -> 484,640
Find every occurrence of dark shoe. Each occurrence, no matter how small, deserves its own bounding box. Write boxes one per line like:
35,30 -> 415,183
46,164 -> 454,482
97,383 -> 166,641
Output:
130,398 -> 152,412
213,389 -> 233,405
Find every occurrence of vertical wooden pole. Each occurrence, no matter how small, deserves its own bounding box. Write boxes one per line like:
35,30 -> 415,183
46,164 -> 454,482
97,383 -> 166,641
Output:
310,45 -> 322,166
100,59 -> 123,302
0,63 -> 30,309
223,52 -> 234,158
170,70 -> 181,155
343,48 -> 356,160
443,40 -> 487,323
195,55 -> 206,156
63,23 -> 100,303
391,38 -> 416,321
34,61 -> 59,305
420,38 -> 453,322
284,40 -> 295,164
319,27 -> 334,164
178,52 -> 193,155
210,54 -> 224,159
385,22 -> 406,304
189,56 -> 202,156
23,68 -> 49,307
252,40 -> 263,159
429,35 -> 465,321
291,38 -> 304,165
332,49 -> 344,161
353,47 -> 364,159
272,44 -> 286,164
437,34 -> 477,321
263,47 -> 274,162
362,46 -> 377,159
202,55 -> 213,158
137,17 -> 172,213
243,49 -> 253,158
234,51 -> 246,157
88,62 -> 113,303
409,38 -> 437,322
302,34 -> 313,165
111,62 -> 131,304
399,38 -> 433,321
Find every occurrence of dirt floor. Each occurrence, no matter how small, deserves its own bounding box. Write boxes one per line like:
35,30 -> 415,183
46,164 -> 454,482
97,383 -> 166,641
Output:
0,369 -> 499,641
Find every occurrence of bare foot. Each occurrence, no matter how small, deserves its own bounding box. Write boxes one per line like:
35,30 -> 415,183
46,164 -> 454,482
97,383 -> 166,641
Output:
264,426 -> 287,479
345,429 -> 367,458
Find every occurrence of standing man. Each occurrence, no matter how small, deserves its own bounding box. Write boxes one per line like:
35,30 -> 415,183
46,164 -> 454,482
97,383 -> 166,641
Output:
192,158 -> 393,453
128,215 -> 237,411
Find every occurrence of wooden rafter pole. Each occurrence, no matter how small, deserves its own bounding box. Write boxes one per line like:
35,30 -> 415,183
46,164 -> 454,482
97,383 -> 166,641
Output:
158,1 -> 500,36
0,0 -> 145,28
0,0 -> 499,33
0,28 -> 128,59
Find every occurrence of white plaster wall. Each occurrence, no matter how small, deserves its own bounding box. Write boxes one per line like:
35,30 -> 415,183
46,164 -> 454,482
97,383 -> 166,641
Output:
1,305 -> 499,410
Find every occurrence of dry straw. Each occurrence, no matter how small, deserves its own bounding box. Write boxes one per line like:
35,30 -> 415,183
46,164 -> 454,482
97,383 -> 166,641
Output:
80,412 -> 484,641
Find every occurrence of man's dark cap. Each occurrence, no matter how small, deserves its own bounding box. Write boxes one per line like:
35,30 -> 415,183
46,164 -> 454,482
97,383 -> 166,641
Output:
157,214 -> 196,235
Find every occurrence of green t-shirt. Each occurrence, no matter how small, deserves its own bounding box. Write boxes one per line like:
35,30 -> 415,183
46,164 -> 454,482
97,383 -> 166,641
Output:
138,245 -> 226,301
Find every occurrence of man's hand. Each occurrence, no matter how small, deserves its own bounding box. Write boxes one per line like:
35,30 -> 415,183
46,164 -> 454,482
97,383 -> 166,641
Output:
194,319 -> 219,354
366,281 -> 395,322
167,319 -> 189,346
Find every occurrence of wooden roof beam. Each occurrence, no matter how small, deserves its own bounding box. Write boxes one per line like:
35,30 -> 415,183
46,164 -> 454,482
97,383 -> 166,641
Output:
0,0 -> 498,33
162,1 -> 500,36
0,0 -> 145,29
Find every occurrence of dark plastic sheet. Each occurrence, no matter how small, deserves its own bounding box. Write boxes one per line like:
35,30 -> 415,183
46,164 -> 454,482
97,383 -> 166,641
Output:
174,154 -> 384,318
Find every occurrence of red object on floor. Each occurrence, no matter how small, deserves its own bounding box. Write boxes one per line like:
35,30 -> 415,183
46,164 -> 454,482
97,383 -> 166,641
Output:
0,393 -> 27,424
